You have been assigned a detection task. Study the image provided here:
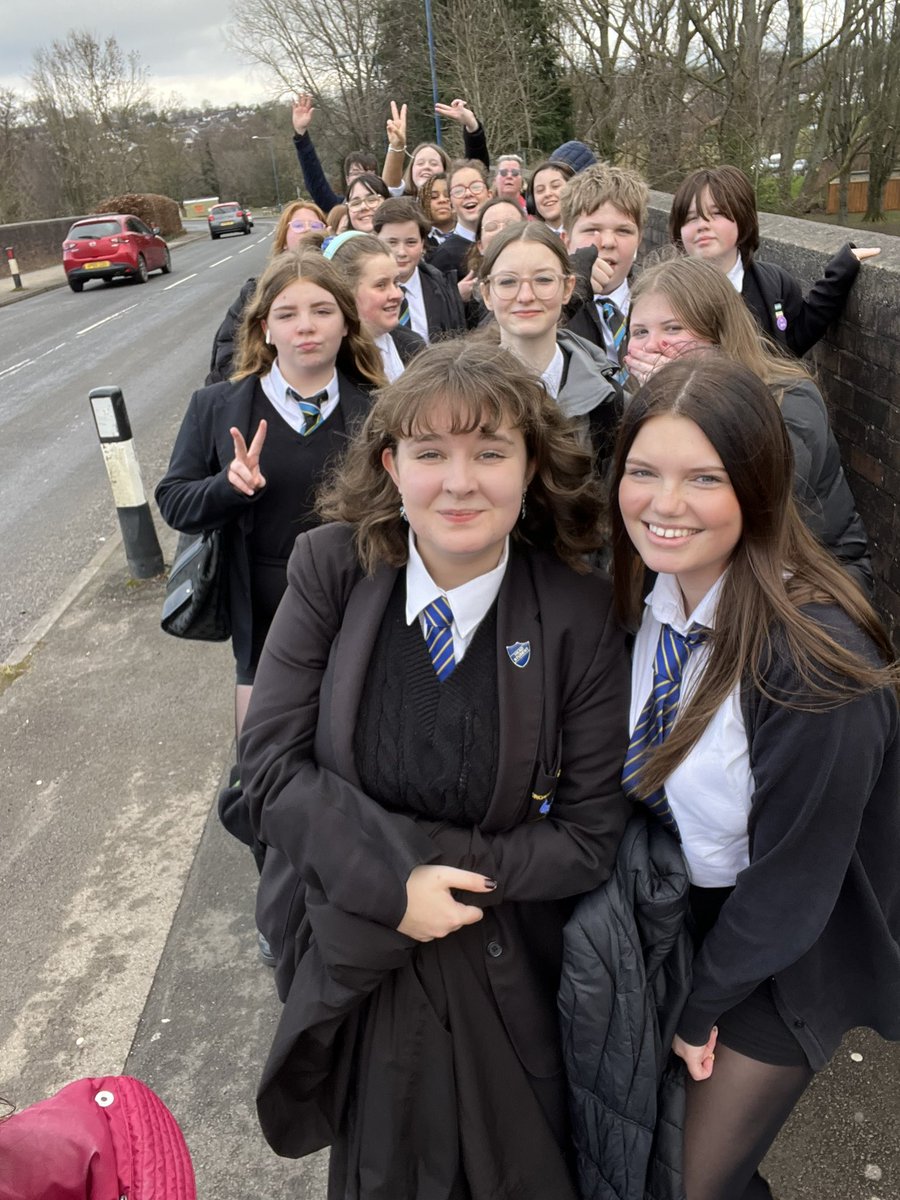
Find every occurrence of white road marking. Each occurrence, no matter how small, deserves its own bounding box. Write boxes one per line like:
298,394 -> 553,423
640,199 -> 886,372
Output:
34,343 -> 67,361
76,305 -> 138,337
163,273 -> 197,290
239,244 -> 256,253
208,257 -> 233,268
0,359 -> 31,379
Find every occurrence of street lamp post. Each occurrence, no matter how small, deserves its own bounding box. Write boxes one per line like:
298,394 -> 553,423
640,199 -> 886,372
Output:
251,135 -> 281,209
424,0 -> 441,145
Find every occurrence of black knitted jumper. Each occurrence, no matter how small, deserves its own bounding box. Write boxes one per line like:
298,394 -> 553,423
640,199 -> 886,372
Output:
354,577 -> 499,826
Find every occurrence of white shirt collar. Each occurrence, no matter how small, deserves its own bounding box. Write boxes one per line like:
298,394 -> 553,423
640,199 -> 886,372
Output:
646,570 -> 726,635
402,268 -> 423,300
260,360 -> 340,429
405,531 -> 509,638
726,254 -> 745,292
374,331 -> 405,382
452,221 -> 477,243
539,344 -> 565,399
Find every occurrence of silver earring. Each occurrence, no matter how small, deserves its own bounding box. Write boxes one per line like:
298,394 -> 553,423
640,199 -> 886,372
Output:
521,491 -> 527,520
400,501 -> 408,523
264,329 -> 271,345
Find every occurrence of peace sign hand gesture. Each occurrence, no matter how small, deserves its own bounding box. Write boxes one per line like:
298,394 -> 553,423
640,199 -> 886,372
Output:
387,100 -> 408,151
227,421 -> 267,496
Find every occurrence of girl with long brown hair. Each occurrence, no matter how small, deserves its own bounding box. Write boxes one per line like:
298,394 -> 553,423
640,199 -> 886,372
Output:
609,356 -> 900,1200
157,249 -> 383,738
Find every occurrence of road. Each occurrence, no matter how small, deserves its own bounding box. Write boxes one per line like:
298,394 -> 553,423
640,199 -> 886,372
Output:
0,221 -> 273,662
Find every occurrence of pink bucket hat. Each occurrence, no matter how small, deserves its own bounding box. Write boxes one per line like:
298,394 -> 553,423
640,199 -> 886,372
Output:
0,1075 -> 196,1200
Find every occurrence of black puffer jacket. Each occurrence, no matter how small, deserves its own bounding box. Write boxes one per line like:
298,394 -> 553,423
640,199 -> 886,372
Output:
559,812 -> 692,1200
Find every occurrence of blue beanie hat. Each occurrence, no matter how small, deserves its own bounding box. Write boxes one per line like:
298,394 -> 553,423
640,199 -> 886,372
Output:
549,140 -> 597,174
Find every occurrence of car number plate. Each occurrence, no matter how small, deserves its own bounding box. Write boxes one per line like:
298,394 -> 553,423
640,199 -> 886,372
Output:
222,220 -> 234,226
85,261 -> 111,269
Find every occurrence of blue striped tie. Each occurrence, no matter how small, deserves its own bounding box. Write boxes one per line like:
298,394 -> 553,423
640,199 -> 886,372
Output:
599,297 -> 628,385
398,286 -> 411,327
286,387 -> 326,436
423,597 -> 456,682
622,623 -> 707,835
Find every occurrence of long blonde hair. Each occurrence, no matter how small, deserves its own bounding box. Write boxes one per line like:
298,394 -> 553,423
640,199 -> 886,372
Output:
629,256 -> 808,397
233,249 -> 385,389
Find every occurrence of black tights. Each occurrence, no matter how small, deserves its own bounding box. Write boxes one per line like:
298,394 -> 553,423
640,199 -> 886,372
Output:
683,1044 -> 814,1200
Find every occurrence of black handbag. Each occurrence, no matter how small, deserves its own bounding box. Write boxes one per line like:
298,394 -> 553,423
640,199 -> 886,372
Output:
160,529 -> 231,641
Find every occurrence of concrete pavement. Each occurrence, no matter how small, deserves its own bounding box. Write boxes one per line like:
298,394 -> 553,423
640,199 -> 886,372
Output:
0,261 -> 67,304
1,519 -> 327,1196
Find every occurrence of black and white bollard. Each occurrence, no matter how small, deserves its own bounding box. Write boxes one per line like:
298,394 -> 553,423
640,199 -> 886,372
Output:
89,386 -> 165,578
5,246 -> 22,289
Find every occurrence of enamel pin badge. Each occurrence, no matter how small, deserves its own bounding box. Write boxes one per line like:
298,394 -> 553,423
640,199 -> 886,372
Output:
506,641 -> 531,668
774,301 -> 788,331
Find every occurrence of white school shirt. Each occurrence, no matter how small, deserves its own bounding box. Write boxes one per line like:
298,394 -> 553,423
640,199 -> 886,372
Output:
404,532 -> 508,664
726,254 -> 746,293
629,571 -> 753,886
374,332 -> 406,382
260,362 -> 340,433
451,222 -> 477,243
402,268 -> 429,342
539,345 -> 565,399
592,278 -> 631,364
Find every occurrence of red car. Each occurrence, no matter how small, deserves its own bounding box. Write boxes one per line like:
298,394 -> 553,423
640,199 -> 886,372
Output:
62,215 -> 172,292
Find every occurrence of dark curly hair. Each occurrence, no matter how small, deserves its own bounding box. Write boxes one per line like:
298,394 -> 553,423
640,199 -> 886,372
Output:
318,338 -> 608,574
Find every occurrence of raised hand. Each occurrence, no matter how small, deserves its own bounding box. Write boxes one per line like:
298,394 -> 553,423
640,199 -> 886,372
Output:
434,98 -> 478,133
227,421 -> 267,496
397,864 -> 497,941
386,100 -> 408,151
292,93 -> 315,136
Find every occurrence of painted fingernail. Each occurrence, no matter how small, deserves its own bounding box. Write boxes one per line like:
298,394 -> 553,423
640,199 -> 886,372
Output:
483,878 -> 498,890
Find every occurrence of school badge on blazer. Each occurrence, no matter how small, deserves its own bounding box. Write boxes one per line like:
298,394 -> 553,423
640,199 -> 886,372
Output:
506,641 -> 531,668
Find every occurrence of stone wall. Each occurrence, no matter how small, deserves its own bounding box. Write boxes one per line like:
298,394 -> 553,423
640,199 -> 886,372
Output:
0,218 -> 79,273
645,192 -> 900,645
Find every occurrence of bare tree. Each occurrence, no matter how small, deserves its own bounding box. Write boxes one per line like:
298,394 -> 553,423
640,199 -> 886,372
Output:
226,0 -> 386,152
862,0 -> 900,220
557,0 -> 890,210
29,31 -> 151,212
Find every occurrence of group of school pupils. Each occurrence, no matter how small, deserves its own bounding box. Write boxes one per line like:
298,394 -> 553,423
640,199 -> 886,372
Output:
156,93 -> 900,1200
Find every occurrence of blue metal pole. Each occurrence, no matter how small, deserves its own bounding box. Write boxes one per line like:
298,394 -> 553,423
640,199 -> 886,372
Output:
424,0 -> 441,146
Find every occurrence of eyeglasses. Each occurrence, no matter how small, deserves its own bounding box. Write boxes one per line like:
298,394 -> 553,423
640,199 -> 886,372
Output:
496,169 -> 522,178
289,219 -> 325,231
347,194 -> 383,211
487,272 -> 570,299
481,219 -> 520,234
450,181 -> 488,198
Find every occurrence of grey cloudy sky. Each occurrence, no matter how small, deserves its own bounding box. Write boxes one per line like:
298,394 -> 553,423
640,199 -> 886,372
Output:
0,1 -> 273,107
